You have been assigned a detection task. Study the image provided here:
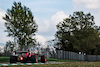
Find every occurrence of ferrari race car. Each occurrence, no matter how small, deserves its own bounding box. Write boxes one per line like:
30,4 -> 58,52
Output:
10,51 -> 47,63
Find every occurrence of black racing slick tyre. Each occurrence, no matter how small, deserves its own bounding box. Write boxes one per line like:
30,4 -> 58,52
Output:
10,56 -> 17,63
31,55 -> 38,63
41,55 -> 45,63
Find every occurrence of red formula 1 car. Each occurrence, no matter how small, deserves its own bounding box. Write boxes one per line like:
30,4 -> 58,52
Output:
10,51 -> 47,63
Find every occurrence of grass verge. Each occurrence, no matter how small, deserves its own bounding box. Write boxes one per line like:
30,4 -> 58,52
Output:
0,57 -> 78,63
0,57 -> 10,63
46,58 -> 79,62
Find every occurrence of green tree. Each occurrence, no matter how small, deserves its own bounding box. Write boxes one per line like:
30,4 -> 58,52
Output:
6,41 -> 14,51
4,41 -> 14,56
55,11 -> 100,54
3,2 -> 38,50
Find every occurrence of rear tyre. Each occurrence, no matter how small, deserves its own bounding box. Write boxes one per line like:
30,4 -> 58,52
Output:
41,55 -> 46,63
10,56 -> 17,63
31,55 -> 38,63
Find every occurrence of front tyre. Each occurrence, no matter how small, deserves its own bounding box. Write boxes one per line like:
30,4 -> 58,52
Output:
41,55 -> 46,63
10,56 -> 17,63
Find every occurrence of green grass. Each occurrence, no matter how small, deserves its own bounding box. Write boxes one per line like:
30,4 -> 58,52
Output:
47,58 -> 79,62
0,58 -> 100,67
0,57 -> 78,63
0,57 -> 10,63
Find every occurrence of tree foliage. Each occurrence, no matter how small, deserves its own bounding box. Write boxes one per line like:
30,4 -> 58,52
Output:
3,2 -> 38,50
5,41 -> 14,52
55,11 -> 100,55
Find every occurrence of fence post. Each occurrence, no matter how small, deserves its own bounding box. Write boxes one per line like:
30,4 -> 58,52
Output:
67,51 -> 69,59
56,50 -> 58,59
64,51 -> 66,59
61,50 -> 63,59
69,51 -> 70,60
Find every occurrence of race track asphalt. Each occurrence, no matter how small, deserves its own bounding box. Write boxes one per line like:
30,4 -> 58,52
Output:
0,61 -> 65,66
